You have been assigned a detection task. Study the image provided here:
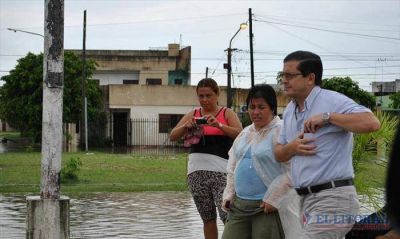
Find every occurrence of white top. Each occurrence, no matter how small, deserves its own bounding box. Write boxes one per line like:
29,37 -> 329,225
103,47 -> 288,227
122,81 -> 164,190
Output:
187,153 -> 228,175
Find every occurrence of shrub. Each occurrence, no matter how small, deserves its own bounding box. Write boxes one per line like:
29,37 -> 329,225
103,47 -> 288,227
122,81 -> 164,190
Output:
353,111 -> 398,170
61,156 -> 82,183
353,111 -> 398,210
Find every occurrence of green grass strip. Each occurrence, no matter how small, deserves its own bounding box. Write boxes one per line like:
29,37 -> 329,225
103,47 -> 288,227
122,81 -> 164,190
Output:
0,152 -> 189,193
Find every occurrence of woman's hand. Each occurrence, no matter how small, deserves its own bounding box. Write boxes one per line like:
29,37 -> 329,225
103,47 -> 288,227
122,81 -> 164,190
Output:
170,111 -> 197,141
260,201 -> 277,214
204,114 -> 221,128
222,199 -> 231,212
184,118 -> 197,129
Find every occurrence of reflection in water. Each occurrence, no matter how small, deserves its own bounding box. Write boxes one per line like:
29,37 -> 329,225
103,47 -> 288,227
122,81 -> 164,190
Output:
0,192 -> 384,238
0,140 -> 40,153
0,192 -> 224,239
0,195 -> 26,238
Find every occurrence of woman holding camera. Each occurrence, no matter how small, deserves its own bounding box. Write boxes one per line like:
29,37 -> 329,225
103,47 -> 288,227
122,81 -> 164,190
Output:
170,78 -> 242,239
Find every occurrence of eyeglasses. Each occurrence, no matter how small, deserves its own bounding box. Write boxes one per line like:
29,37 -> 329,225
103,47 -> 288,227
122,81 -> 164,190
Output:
281,72 -> 303,81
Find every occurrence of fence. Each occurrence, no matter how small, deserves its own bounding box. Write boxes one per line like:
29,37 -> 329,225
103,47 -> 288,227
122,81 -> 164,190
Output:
131,118 -> 182,146
105,118 -> 183,147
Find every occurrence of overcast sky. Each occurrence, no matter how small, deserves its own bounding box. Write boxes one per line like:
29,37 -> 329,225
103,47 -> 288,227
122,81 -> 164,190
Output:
1,0 -> 399,90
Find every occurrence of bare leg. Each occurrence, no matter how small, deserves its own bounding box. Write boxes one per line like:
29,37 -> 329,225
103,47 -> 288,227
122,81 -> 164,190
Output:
204,219 -> 218,239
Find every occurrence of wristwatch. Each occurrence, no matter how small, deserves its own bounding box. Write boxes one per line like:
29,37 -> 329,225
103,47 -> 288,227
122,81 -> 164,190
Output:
322,112 -> 330,125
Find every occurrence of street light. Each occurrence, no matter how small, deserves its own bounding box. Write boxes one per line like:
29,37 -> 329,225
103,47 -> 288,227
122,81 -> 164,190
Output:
225,23 -> 247,109
7,28 -> 44,38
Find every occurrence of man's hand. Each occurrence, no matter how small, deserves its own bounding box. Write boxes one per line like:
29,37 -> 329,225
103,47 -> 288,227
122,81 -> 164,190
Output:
304,113 -> 326,133
275,132 -> 317,162
305,112 -> 381,134
292,132 -> 317,156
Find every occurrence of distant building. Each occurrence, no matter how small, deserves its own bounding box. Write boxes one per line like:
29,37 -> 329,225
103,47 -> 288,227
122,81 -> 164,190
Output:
106,84 -> 288,146
67,45 -> 290,147
371,79 -> 400,96
67,44 -> 192,146
69,43 -> 191,86
371,79 -> 400,109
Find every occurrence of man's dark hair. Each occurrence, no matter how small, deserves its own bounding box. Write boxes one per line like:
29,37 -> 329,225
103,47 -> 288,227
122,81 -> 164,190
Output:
246,84 -> 277,115
284,51 -> 323,86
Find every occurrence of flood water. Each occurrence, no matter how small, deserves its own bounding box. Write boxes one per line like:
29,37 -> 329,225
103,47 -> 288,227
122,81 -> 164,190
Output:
0,191 -> 384,239
0,140 -> 40,153
0,192 -> 224,239
0,141 -> 385,238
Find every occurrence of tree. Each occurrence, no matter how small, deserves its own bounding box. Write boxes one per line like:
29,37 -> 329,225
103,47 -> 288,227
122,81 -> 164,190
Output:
0,51 -> 103,142
389,92 -> 400,109
322,76 -> 376,109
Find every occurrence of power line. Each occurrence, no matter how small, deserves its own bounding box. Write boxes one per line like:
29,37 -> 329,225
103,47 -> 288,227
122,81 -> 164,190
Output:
1,13 -> 246,31
4,55 -> 400,62
3,68 -> 395,77
249,51 -> 400,58
195,57 -> 400,62
247,49 -> 400,56
232,72 -> 399,77
212,65 -> 400,74
254,18 -> 400,41
2,54 -> 400,62
254,12 -> 400,28
264,22 -> 394,77
254,14 -> 400,34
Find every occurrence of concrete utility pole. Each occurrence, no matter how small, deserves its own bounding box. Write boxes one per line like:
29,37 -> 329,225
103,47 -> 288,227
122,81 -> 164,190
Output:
27,0 -> 70,238
41,0 -> 64,198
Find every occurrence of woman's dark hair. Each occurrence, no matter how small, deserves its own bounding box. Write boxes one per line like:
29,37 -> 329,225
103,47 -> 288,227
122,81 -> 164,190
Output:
196,78 -> 219,95
246,84 -> 277,115
284,51 -> 323,86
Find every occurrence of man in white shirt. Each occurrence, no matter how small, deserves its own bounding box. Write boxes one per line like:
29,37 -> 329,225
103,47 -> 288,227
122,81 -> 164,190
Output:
275,51 -> 381,238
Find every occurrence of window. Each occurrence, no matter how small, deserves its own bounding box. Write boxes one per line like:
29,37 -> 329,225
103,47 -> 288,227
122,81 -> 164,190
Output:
146,78 -> 162,85
174,78 -> 183,85
159,114 -> 184,133
123,80 -> 139,84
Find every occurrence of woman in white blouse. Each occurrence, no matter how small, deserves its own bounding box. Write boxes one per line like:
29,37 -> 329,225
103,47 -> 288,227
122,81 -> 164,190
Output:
221,84 -> 301,239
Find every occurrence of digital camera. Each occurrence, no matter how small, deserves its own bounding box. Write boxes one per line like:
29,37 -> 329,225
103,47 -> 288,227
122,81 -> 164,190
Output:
195,117 -> 207,124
